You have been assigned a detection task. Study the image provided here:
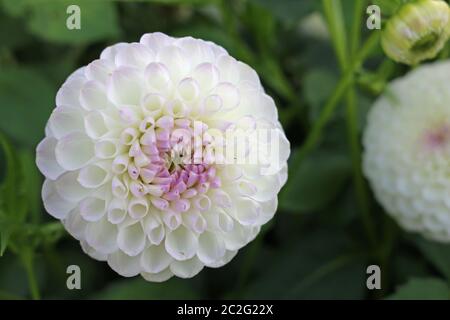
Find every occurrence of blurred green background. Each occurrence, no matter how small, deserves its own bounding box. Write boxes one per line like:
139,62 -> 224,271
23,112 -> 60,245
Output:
0,0 -> 450,300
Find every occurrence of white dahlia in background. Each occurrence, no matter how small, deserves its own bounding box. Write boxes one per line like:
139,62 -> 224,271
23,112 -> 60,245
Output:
36,32 -> 290,282
363,61 -> 450,243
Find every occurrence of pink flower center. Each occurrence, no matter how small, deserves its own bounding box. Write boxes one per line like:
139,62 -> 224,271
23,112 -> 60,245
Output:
423,124 -> 450,151
123,115 -> 221,213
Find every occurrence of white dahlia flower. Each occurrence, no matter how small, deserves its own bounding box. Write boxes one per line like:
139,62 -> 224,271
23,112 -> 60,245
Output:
363,60 -> 450,243
36,32 -> 290,281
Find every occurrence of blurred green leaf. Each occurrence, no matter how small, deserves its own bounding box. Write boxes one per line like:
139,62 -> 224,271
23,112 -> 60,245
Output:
1,0 -> 119,44
251,0 -> 317,25
303,69 -> 338,121
18,150 -> 41,223
137,0 -> 217,4
93,278 -> 201,300
393,251 -> 430,285
388,278 -> 450,300
0,67 -> 54,147
243,229 -> 367,299
0,132 -> 21,255
281,149 -> 351,213
0,9 -> 31,49
0,254 -> 29,297
414,237 -> 450,281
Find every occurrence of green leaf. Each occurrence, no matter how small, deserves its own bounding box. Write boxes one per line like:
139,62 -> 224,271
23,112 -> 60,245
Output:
0,9 -> 31,49
0,67 -> 54,147
414,237 -> 450,281
1,0 -> 120,44
0,225 -> 12,257
134,0 -> 217,4
251,0 -> 317,25
280,149 -> 351,213
303,69 -> 339,122
388,278 -> 450,300
242,229 -> 367,299
18,150 -> 41,223
93,278 -> 202,300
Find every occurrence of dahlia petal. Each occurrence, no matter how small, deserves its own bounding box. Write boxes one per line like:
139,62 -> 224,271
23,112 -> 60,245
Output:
107,250 -> 141,277
55,171 -> 89,202
140,243 -> 173,274
108,67 -> 144,106
128,197 -> 149,220
115,43 -> 155,69
63,209 -> 88,240
206,250 -> 238,268
78,162 -> 111,189
81,241 -> 107,261
140,32 -> 173,52
232,197 -> 261,226
42,180 -> 77,219
56,77 -> 85,109
95,139 -> 121,159
213,82 -> 240,111
178,77 -> 200,102
36,137 -> 65,180
107,198 -> 128,224
85,59 -> 115,85
197,231 -> 226,265
165,226 -> 198,261
145,62 -> 172,95
84,111 -> 113,139
216,55 -> 239,83
48,107 -> 84,139
250,174 -> 282,202
222,222 -> 254,251
142,213 -> 165,245
191,63 -> 219,92
55,132 -> 95,171
117,222 -> 146,256
257,197 -> 278,225
157,45 -> 190,81
112,154 -> 130,174
169,256 -> 204,279
162,210 -> 182,231
141,268 -> 174,282
85,216 -> 118,254
100,42 -> 128,61
183,210 -> 207,234
79,196 -> 107,222
80,80 -> 109,111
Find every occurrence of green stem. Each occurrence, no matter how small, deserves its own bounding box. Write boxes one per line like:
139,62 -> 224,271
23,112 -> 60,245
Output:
296,31 -> 380,164
21,252 -> 40,300
345,88 -> 376,246
350,0 -> 366,57
323,0 -> 378,247
322,0 -> 348,70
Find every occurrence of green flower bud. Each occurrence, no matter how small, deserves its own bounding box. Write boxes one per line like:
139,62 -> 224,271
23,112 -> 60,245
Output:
381,0 -> 450,65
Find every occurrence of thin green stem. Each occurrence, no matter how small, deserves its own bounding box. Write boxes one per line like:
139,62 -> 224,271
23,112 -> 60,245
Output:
350,0 -> 366,57
322,0 -> 348,70
345,88 -> 376,246
323,0 -> 378,247
21,252 -> 40,300
296,31 -> 380,164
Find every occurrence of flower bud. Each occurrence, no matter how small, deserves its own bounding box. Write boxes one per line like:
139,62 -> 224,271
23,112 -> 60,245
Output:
381,0 -> 450,65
